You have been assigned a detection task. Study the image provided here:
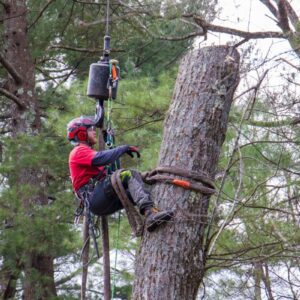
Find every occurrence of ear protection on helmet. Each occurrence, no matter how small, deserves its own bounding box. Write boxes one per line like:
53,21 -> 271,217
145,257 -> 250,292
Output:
67,116 -> 95,143
76,127 -> 88,141
77,130 -> 87,141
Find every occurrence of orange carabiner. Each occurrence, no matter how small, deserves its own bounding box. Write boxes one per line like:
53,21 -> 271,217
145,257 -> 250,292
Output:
111,64 -> 117,80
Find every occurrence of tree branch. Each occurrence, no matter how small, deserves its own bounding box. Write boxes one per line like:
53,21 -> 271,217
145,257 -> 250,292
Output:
0,88 -> 25,108
283,0 -> 299,29
28,0 -> 56,30
277,0 -> 291,33
0,53 -> 23,84
47,44 -> 125,53
120,118 -> 164,134
193,15 -> 287,39
259,0 -> 278,19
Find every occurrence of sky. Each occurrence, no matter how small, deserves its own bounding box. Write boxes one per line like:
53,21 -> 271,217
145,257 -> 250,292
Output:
197,0 -> 300,112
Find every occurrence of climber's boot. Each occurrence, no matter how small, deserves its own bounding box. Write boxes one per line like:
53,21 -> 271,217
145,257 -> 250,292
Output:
144,207 -> 174,232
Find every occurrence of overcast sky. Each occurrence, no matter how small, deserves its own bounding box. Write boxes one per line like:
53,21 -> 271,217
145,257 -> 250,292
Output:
197,0 -> 300,99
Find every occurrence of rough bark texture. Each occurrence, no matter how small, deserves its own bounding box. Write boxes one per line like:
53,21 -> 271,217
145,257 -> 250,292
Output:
1,1 -> 56,298
133,46 -> 240,299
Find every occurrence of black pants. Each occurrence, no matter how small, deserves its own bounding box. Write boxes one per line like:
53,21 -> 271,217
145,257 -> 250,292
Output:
80,170 -> 153,216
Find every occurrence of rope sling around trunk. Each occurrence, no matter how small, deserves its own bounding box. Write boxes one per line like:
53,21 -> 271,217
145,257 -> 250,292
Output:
142,166 -> 216,195
109,166 -> 216,237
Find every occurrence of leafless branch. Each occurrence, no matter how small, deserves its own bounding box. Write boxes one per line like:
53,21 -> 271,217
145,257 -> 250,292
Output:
0,53 -> 23,84
47,44 -> 125,53
52,60 -> 82,92
277,0 -> 290,33
0,88 -> 25,108
276,57 -> 300,71
245,70 -> 269,120
60,1 -> 75,36
259,0 -> 278,19
72,0 -> 106,4
28,0 -> 56,30
120,118 -> 164,134
193,15 -> 287,40
158,31 -> 204,41
281,0 -> 299,29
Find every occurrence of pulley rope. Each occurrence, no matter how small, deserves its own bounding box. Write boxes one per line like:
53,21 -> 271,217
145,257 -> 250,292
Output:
142,166 -> 215,195
105,96 -> 122,298
105,0 -> 110,35
111,211 -> 121,298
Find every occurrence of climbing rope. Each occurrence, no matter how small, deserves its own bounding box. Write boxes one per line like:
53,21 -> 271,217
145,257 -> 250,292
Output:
108,166 -> 216,237
105,0 -> 110,35
142,166 -> 216,195
111,211 -> 121,298
111,170 -> 144,236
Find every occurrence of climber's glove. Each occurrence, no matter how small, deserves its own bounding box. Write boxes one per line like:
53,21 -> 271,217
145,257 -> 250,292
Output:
126,146 -> 141,158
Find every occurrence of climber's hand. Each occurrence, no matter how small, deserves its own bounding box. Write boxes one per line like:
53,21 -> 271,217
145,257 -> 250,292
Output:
126,146 -> 141,158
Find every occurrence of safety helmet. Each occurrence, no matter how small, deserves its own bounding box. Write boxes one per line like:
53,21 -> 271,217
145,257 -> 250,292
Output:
67,116 -> 95,142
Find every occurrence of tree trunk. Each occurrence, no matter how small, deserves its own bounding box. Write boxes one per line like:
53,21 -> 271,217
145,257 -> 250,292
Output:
253,262 -> 262,300
262,263 -> 274,300
133,46 -> 240,299
2,1 -> 56,298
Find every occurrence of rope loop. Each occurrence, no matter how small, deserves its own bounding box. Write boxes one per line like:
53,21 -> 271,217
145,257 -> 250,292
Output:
142,166 -> 216,195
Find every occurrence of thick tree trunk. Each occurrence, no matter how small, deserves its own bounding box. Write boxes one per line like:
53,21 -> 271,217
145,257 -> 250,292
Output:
133,46 -> 240,299
2,1 -> 57,298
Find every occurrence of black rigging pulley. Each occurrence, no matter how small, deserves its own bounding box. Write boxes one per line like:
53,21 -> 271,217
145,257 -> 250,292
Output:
87,34 -> 119,101
87,3 -> 120,128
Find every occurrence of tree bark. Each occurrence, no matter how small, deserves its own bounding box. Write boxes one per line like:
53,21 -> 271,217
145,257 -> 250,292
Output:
2,1 -> 56,298
133,46 -> 240,299
253,262 -> 263,300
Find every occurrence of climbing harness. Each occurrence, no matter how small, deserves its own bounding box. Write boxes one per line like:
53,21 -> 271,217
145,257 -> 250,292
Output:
75,177 -> 104,259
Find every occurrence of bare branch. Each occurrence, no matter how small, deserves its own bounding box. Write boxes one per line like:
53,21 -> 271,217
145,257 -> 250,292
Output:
0,88 -> 25,108
259,0 -> 278,19
245,70 -> 269,120
193,15 -> 287,40
283,0 -> 299,28
72,0 -> 106,4
277,0 -> 291,33
28,0 -> 56,30
0,53 -> 23,84
47,44 -> 125,53
230,116 -> 300,128
157,31 -> 204,41
120,118 -> 164,134
276,57 -> 300,71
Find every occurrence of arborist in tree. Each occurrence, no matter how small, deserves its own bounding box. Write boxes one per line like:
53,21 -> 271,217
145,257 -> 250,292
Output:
67,116 -> 174,232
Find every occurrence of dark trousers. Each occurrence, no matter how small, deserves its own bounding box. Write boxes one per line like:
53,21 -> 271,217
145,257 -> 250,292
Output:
80,170 -> 153,216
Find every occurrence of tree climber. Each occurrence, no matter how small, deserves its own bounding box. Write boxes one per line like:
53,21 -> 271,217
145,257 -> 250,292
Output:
67,116 -> 174,232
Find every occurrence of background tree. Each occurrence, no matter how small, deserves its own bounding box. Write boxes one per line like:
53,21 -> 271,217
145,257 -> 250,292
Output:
1,1 -> 218,298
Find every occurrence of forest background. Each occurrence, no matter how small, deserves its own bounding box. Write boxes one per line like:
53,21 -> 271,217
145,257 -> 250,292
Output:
0,0 -> 300,299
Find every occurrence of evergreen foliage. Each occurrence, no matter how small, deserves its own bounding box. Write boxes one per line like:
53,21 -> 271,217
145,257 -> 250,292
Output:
2,0 -> 299,298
